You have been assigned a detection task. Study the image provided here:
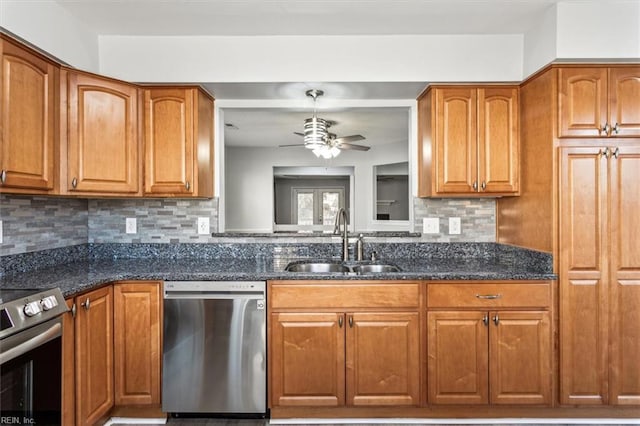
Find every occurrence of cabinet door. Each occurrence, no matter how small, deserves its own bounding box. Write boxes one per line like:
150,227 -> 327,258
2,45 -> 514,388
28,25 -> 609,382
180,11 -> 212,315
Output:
114,281 -> 162,405
67,72 -> 139,194
62,299 -> 75,426
75,286 -> 114,425
608,67 -> 640,137
609,146 -> 640,405
346,312 -> 419,406
270,312 -> 345,407
558,68 -> 608,138
427,311 -> 488,404
144,88 -> 194,195
559,147 -> 609,405
434,87 -> 477,194
0,39 -> 56,191
477,87 -> 519,194
489,311 -> 551,405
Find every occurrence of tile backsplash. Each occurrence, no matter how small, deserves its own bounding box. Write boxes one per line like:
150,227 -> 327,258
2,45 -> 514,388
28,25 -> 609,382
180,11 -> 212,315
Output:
1,195 -> 495,256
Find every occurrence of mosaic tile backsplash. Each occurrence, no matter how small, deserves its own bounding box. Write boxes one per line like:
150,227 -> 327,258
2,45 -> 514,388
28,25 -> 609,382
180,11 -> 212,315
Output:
1,195 -> 495,256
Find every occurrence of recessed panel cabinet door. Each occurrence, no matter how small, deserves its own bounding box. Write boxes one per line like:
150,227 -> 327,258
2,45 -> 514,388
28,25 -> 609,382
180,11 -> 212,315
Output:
270,312 -> 345,407
558,68 -> 608,137
609,146 -> 640,405
346,312 -> 419,406
67,72 -> 139,194
609,68 -> 640,137
0,38 -> 57,191
427,311 -> 488,405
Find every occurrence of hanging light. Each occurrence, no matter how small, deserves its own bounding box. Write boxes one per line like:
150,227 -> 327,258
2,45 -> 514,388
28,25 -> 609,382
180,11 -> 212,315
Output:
302,89 -> 339,158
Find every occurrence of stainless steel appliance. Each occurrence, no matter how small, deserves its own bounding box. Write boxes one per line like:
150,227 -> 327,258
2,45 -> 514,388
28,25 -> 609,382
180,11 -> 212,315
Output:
0,288 -> 68,424
162,281 -> 266,415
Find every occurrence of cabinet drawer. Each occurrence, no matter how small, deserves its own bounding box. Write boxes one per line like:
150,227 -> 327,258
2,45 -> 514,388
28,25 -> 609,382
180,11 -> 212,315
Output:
427,281 -> 551,309
269,281 -> 420,310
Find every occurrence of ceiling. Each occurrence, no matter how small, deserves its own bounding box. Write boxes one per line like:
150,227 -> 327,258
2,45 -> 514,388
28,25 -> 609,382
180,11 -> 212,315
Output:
52,0 -> 568,148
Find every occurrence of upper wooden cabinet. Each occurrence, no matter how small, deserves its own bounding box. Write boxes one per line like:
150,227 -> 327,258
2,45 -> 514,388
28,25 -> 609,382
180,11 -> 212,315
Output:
143,87 -> 214,197
0,36 -> 58,193
558,66 -> 640,138
64,69 -> 141,195
418,86 -> 519,197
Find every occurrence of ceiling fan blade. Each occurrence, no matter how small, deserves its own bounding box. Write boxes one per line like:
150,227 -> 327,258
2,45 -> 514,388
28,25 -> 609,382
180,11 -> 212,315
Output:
333,134 -> 365,144
278,143 -> 306,147
337,142 -> 370,151
293,131 -> 305,137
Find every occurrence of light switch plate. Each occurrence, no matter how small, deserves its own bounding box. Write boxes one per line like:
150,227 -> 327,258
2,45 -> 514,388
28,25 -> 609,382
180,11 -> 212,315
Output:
197,217 -> 210,235
125,217 -> 137,234
0,220 -> 3,243
422,217 -> 439,234
449,217 -> 461,235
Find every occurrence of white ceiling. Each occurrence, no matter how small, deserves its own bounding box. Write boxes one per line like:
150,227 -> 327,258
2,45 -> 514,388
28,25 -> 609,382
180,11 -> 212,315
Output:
52,0 -> 567,148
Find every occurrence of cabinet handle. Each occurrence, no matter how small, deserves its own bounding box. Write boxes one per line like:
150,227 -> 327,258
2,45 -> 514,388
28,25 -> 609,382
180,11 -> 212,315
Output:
482,315 -> 489,326
0,169 -> 6,184
475,294 -> 502,300
71,178 -> 78,189
493,314 -> 499,326
612,123 -> 620,135
601,122 -> 611,136
338,316 -> 343,328
613,147 -> 620,159
185,181 -> 190,190
472,181 -> 478,191
481,181 -> 486,191
71,303 -> 77,318
348,316 -> 353,328
81,298 -> 90,311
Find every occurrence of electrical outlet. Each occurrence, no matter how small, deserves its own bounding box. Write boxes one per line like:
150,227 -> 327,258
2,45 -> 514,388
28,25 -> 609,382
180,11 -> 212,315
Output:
0,220 -> 3,244
449,217 -> 461,235
422,217 -> 439,234
125,217 -> 137,234
197,217 -> 210,235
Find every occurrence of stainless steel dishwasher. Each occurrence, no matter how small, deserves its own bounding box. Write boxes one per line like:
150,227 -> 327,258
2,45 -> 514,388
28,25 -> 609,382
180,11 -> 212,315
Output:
162,281 -> 266,415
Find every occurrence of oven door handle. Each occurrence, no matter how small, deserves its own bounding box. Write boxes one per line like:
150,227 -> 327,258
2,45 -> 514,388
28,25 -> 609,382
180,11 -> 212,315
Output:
0,321 -> 62,365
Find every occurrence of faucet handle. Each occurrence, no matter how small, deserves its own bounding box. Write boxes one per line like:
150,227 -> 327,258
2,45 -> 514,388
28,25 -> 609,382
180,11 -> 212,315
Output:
370,251 -> 378,262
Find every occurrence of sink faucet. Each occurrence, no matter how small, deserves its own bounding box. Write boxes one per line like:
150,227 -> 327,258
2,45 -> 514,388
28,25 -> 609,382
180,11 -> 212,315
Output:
333,208 -> 349,261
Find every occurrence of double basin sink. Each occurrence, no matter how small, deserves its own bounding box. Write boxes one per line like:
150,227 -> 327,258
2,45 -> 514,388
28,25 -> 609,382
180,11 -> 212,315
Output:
285,261 -> 401,274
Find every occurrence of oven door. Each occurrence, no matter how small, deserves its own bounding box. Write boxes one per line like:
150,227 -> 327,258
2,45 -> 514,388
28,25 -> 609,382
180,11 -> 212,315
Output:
0,317 -> 62,425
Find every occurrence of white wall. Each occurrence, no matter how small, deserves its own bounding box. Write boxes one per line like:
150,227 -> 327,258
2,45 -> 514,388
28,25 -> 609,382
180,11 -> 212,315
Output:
523,3 -> 558,78
225,140 -> 408,233
0,0 -> 100,72
97,35 -> 523,83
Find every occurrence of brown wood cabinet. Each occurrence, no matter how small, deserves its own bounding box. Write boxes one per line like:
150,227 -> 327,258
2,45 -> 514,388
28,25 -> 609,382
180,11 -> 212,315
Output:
0,35 -> 58,193
75,285 -> 114,425
65,69 -> 140,195
559,145 -> 640,405
143,87 -> 214,197
558,67 -> 640,138
427,281 -> 552,406
113,281 -> 162,405
269,281 -> 420,408
62,299 -> 76,426
418,86 -> 519,197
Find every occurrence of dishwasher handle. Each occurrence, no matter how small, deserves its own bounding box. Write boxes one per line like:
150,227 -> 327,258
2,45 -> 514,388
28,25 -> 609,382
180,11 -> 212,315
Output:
164,290 -> 264,300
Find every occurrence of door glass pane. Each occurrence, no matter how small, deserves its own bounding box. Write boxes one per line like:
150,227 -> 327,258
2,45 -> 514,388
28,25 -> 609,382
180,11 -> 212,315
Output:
297,193 -> 314,225
322,192 -> 341,225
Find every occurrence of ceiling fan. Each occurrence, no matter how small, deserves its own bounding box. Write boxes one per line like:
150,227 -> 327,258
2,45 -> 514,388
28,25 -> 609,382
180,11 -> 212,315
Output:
279,89 -> 370,158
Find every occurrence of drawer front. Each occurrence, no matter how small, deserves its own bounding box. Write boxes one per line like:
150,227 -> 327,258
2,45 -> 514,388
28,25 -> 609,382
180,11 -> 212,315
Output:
427,281 -> 551,309
269,281 -> 420,310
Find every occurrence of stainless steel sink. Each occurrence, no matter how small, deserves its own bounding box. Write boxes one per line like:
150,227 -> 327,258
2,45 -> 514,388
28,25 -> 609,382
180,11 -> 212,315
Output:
284,262 -> 351,273
351,264 -> 401,274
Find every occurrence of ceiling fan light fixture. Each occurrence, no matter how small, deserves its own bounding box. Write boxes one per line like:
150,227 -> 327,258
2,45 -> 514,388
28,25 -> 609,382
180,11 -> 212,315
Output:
312,144 -> 340,159
303,117 -> 328,145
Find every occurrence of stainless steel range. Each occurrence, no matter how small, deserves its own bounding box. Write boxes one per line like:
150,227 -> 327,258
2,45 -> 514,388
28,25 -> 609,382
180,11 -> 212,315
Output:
0,287 -> 68,424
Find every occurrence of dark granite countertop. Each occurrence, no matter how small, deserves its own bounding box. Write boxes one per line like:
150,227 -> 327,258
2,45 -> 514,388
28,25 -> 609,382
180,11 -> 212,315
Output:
1,255 -> 557,299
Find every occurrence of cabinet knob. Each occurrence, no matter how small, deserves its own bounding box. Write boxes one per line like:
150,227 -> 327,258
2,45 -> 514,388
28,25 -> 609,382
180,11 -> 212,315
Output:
185,181 -> 190,190
71,178 -> 78,189
481,181 -> 487,191
612,123 -> 620,135
601,123 -> 611,136
603,147 -> 611,159
472,181 -> 478,191
71,303 -> 77,318
0,169 -> 6,184
348,316 -> 354,328
338,316 -> 343,328
81,297 -> 90,311
613,147 -> 620,159
493,314 -> 499,326
482,315 -> 489,326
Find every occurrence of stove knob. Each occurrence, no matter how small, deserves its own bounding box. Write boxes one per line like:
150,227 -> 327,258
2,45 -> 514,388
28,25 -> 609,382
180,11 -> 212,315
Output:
42,295 -> 59,311
24,301 -> 42,317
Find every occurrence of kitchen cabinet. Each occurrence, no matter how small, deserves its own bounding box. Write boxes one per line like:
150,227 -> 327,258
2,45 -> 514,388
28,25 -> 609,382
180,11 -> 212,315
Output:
417,86 -> 519,197
64,69 -> 140,195
269,281 -> 420,408
75,285 -> 114,425
558,66 -> 640,138
143,87 -> 214,197
559,145 -> 640,405
62,299 -> 76,426
113,281 -> 162,405
427,281 -> 552,406
0,35 -> 58,193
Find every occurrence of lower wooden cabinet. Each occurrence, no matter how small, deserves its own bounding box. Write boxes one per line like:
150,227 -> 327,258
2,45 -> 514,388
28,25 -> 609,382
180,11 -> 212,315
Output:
62,282 -> 163,425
